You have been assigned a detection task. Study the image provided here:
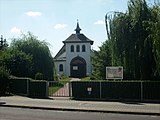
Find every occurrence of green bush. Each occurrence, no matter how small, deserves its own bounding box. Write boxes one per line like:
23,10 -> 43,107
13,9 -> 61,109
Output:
0,66 -> 10,96
35,72 -> 44,80
60,74 -> 70,80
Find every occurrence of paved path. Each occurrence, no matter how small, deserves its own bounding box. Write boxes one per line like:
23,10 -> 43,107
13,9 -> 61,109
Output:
70,78 -> 81,81
0,96 -> 160,115
53,78 -> 81,97
53,83 -> 69,97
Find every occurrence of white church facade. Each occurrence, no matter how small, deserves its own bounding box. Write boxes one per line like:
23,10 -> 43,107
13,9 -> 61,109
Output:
54,22 -> 94,78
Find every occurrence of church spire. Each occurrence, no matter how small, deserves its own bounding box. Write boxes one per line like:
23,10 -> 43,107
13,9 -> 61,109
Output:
75,19 -> 81,34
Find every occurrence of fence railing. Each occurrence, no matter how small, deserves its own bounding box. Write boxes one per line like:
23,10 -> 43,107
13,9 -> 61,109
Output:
71,81 -> 160,101
9,78 -> 160,101
9,78 -> 48,98
9,78 -> 71,98
48,81 -> 71,97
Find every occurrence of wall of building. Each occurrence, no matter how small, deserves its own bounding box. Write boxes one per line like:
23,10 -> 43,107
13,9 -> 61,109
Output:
54,60 -> 66,76
65,42 -> 92,76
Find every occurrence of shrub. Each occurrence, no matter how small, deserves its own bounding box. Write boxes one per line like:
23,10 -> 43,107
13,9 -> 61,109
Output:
0,66 -> 10,96
35,72 -> 44,80
60,73 -> 69,80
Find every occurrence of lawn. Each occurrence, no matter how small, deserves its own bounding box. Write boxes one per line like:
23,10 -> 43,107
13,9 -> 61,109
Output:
49,86 -> 60,96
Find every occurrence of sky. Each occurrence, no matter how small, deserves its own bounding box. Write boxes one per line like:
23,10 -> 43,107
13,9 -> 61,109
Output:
0,0 -> 154,56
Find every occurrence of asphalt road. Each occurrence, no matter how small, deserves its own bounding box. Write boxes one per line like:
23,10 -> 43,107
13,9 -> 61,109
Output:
0,107 -> 159,120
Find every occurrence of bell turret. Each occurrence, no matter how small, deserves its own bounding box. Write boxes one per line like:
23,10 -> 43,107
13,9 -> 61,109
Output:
74,20 -> 81,34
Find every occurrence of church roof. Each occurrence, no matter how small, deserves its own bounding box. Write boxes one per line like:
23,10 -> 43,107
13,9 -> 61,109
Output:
63,33 -> 93,45
63,21 -> 93,45
54,45 -> 66,59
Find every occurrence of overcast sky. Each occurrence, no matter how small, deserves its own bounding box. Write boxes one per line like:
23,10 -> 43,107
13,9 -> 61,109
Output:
0,0 -> 154,56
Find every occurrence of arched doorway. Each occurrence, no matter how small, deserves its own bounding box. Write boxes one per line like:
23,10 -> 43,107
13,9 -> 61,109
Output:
70,56 -> 86,78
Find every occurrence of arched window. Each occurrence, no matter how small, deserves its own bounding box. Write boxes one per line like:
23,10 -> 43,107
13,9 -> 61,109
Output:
59,64 -> 63,72
71,45 -> 74,52
82,45 -> 85,52
76,45 -> 80,52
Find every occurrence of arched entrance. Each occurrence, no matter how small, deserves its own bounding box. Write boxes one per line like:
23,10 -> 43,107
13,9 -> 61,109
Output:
70,56 -> 86,78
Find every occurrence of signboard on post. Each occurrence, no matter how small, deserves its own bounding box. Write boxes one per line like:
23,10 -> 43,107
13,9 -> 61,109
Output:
106,67 -> 123,79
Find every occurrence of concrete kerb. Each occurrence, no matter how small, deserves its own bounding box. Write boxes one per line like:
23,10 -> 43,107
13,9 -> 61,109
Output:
0,102 -> 6,105
0,96 -> 6,105
0,96 -> 160,116
0,103 -> 160,116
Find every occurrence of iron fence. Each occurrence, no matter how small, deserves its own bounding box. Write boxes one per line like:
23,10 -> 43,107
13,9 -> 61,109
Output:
71,81 -> 160,101
48,81 -> 71,97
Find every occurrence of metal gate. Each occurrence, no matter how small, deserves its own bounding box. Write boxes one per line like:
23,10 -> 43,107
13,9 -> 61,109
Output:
48,81 -> 71,97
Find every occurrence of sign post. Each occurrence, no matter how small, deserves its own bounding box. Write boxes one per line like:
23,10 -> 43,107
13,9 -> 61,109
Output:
106,67 -> 123,80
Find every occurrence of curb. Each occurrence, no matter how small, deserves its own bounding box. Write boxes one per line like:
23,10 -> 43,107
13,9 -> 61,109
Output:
0,102 -> 6,105
0,104 -> 160,116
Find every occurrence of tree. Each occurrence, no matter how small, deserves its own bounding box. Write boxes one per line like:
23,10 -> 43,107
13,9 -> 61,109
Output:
35,72 -> 44,80
0,49 -> 33,77
104,0 -> 160,80
0,35 -> 8,50
149,3 -> 160,78
92,40 -> 112,79
10,32 -> 54,80
0,66 -> 10,96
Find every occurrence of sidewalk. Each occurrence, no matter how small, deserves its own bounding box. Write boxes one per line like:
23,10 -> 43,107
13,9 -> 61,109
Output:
0,96 -> 160,115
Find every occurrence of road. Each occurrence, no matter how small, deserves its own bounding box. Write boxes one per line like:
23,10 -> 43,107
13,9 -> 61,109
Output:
0,107 -> 159,120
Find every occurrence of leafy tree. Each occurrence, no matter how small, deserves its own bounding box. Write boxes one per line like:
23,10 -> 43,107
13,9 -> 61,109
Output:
0,35 -> 8,51
0,66 -> 10,95
10,32 -> 54,80
104,0 -> 160,80
0,49 -> 33,77
92,40 -> 112,79
35,72 -> 44,80
149,3 -> 160,78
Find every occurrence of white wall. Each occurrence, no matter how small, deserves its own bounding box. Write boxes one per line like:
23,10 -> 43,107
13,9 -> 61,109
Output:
54,61 -> 66,76
65,42 -> 92,76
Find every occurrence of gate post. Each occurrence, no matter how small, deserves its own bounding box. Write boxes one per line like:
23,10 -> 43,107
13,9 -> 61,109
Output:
100,81 -> 102,99
46,81 -> 49,97
27,79 -> 29,96
69,82 -> 72,98
141,81 -> 143,101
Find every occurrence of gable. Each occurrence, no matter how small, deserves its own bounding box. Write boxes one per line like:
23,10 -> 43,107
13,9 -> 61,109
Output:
63,34 -> 93,45
54,45 -> 66,59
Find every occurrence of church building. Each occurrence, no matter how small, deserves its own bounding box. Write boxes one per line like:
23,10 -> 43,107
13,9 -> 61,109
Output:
54,22 -> 94,78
